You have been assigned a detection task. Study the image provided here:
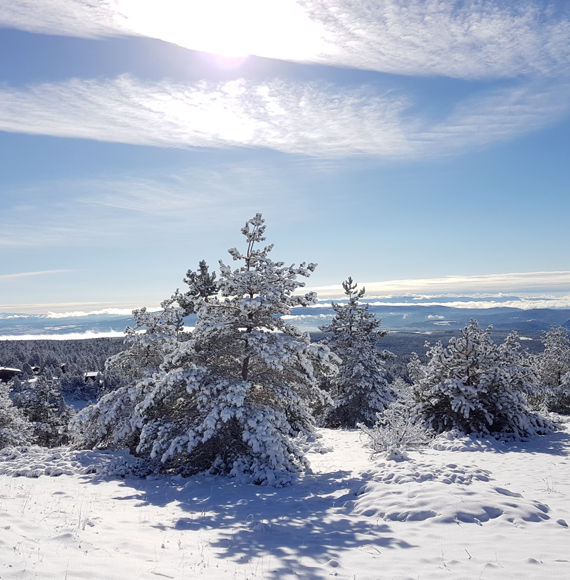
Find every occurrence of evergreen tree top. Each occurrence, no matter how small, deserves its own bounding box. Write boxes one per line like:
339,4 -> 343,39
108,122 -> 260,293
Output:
213,213 -> 318,312
319,277 -> 386,347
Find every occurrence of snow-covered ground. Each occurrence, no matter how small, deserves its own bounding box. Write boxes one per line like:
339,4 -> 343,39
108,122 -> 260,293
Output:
1,423 -> 570,580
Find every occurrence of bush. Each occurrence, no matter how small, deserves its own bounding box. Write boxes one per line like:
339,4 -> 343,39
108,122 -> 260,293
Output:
360,388 -> 433,459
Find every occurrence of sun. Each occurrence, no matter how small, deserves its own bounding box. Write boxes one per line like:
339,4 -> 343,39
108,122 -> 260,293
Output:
116,0 -> 330,63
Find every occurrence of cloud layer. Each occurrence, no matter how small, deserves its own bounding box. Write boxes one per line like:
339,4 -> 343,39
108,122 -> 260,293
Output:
0,75 -> 567,158
45,308 -> 134,318
310,271 -> 570,297
1,1 -> 569,79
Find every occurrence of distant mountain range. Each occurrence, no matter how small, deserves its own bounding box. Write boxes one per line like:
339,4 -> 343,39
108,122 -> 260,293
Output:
288,304 -> 570,334
1,295 -> 569,338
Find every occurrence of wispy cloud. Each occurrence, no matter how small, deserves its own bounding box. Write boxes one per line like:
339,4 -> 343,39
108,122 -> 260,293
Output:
0,163 -> 284,248
0,0 -> 123,38
0,76 -> 406,155
356,297 -> 570,310
303,295 -> 570,310
309,271 -> 570,297
1,1 -> 569,79
0,222 -> 125,248
302,0 -> 570,79
0,269 -> 71,282
78,166 -> 272,216
409,81 -> 570,153
0,75 -> 567,159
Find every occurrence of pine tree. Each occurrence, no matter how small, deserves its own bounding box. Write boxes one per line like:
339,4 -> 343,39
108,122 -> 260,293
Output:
70,381 -> 145,453
14,376 -> 71,447
414,319 -> 551,437
72,214 -> 337,485
536,325 -> 570,386
0,381 -> 33,448
530,325 -> 570,413
319,277 -> 394,428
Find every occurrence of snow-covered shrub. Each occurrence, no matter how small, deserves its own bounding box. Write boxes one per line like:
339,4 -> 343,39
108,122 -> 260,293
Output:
414,320 -> 552,438
319,277 -> 394,428
360,387 -> 432,459
0,382 -> 33,448
529,325 -> 570,414
72,214 -> 337,485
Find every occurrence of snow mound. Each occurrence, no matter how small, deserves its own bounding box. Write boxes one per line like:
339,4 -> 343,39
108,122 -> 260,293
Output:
352,456 -> 555,525
357,459 -> 491,486
0,446 -> 148,479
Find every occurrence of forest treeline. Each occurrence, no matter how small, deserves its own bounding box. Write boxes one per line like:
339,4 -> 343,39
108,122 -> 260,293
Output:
0,337 -> 127,398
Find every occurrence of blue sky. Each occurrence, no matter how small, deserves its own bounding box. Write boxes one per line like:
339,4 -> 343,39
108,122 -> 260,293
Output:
1,0 -> 570,314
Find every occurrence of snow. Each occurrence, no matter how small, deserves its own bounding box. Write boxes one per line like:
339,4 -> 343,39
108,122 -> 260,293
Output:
1,424 -> 570,579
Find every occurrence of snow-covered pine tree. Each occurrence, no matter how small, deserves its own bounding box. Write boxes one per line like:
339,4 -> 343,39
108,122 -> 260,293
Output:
134,214 -> 337,483
536,325 -> 570,386
319,277 -> 394,428
72,214 -> 337,485
13,375 -> 71,447
414,319 -> 551,437
530,325 -> 570,413
0,381 -> 33,448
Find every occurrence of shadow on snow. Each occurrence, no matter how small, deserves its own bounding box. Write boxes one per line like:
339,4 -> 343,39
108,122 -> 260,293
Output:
105,466 -> 416,574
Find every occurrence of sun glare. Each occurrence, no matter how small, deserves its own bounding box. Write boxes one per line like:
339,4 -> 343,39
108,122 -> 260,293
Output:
116,0 -> 330,62
201,53 -> 250,70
